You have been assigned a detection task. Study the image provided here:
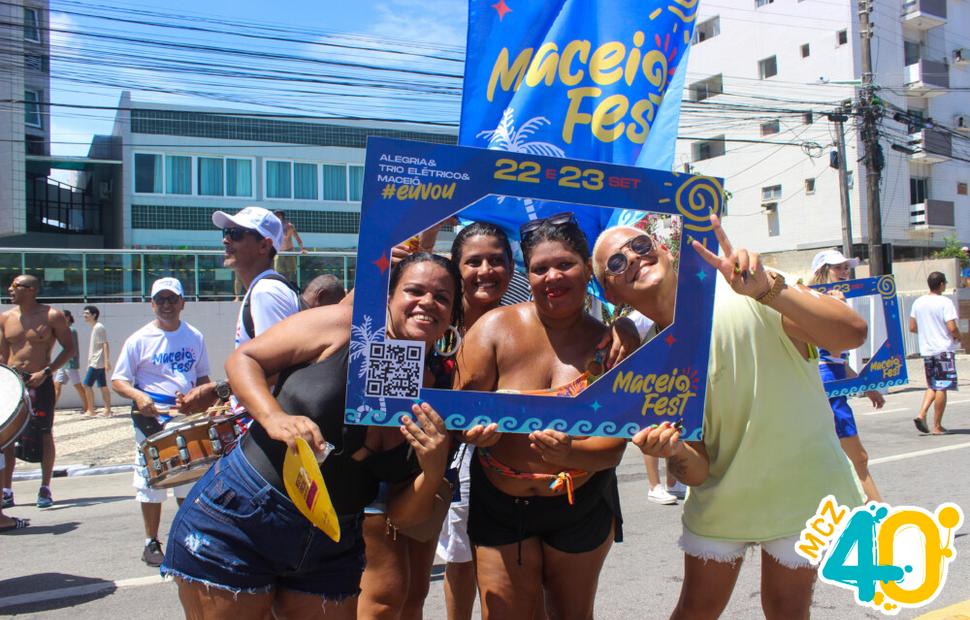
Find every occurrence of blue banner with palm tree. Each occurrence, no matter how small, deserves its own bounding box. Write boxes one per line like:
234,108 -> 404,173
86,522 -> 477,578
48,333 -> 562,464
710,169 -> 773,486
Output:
458,0 -> 699,265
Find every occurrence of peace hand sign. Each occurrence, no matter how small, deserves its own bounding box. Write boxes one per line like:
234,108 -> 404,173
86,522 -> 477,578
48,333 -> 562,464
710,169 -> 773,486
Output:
691,214 -> 773,300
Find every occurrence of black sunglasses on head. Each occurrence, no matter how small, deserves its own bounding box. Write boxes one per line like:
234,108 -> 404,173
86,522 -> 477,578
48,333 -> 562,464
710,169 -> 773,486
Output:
222,227 -> 260,242
519,212 -> 577,243
605,234 -> 655,276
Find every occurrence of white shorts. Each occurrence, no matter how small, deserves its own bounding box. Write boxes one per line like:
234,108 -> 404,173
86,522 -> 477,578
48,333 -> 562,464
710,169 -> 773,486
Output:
679,526 -> 811,570
436,447 -> 473,564
55,368 -> 81,385
132,423 -> 193,503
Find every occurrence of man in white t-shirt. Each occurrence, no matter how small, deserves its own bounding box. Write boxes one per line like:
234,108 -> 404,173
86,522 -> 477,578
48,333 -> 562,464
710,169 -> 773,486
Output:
111,277 -> 211,566
177,206 -> 301,412
909,271 -> 962,435
81,305 -> 112,416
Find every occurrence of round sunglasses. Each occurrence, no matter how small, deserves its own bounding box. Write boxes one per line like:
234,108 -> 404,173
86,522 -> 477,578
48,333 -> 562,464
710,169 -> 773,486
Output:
605,235 -> 655,276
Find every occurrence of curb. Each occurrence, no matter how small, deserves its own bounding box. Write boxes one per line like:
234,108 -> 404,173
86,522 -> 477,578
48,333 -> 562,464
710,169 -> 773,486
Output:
11,463 -> 133,481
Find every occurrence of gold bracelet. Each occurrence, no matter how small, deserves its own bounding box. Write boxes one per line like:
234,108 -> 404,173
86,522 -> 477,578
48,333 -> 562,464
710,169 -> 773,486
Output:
756,272 -> 786,305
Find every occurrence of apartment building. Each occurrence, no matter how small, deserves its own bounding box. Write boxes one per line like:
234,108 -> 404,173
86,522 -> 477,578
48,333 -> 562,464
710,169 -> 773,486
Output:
676,0 -> 969,264
108,92 -> 457,249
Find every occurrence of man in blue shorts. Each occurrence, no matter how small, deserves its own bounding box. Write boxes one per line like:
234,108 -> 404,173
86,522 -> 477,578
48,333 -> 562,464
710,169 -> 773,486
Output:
82,305 -> 112,416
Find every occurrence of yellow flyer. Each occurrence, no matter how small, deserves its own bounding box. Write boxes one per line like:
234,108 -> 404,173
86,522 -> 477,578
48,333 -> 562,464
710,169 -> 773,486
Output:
282,438 -> 340,542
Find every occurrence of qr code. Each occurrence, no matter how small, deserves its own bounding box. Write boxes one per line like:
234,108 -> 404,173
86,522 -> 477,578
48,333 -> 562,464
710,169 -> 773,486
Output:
364,339 -> 425,399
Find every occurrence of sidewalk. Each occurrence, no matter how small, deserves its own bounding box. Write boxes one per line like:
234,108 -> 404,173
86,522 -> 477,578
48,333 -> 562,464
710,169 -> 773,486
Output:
9,354 -> 970,479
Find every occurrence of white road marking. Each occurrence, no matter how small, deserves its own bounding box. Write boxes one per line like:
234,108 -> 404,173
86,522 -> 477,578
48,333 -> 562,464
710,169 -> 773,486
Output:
0,575 -> 165,608
858,399 -> 970,416
870,441 -> 970,465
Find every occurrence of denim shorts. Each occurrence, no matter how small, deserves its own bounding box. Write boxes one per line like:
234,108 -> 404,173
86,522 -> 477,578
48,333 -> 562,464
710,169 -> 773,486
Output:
160,444 -> 365,599
83,367 -> 107,387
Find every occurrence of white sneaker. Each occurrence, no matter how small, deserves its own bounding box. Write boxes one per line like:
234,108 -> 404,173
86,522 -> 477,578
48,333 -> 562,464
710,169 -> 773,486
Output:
647,484 -> 677,505
668,481 -> 688,500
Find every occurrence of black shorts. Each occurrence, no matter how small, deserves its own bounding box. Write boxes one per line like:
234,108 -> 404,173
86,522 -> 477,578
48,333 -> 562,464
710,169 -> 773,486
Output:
467,454 -> 622,554
25,375 -> 56,434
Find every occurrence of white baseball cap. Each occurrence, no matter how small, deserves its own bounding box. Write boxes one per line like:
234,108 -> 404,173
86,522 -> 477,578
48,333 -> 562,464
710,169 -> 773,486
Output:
811,249 -> 860,274
151,277 -> 184,298
211,206 -> 284,251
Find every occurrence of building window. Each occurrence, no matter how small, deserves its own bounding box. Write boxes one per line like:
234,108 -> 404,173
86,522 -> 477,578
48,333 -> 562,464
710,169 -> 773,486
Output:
266,161 -> 293,199
766,206 -> 780,236
226,159 -> 253,197
805,178 -> 816,194
294,163 -> 318,200
25,54 -> 47,72
956,182 -> 967,196
165,155 -> 192,195
23,7 -> 40,42
762,185 -> 782,201
755,0 -> 773,7
761,120 -> 781,136
693,136 -> 726,161
322,164 -> 348,201
24,90 -> 41,127
349,165 -> 365,202
198,157 -> 225,196
690,74 -> 723,102
803,112 -> 814,125
836,29 -> 848,46
693,17 -> 720,44
134,154 -> 163,194
904,40 -> 921,66
758,56 -> 777,79
910,176 -> 928,204
801,43 -> 810,58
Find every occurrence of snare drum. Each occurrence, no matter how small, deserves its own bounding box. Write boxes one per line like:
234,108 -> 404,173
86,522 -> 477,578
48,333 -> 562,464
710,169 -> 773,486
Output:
0,365 -> 30,450
140,411 -> 242,489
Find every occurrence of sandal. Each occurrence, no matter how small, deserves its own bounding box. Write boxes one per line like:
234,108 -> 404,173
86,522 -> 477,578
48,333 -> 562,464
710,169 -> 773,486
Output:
0,517 -> 30,532
913,418 -> 930,434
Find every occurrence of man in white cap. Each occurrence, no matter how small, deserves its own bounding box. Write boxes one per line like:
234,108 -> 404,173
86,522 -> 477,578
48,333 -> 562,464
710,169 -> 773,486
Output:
111,277 -> 211,565
178,207 -> 301,412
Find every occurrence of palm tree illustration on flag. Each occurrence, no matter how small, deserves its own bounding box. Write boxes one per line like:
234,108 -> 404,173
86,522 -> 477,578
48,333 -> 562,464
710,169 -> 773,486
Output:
349,314 -> 386,420
477,107 -> 566,221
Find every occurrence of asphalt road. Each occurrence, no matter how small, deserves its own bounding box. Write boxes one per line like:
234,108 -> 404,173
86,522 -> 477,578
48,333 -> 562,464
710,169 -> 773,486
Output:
2,384 -> 970,619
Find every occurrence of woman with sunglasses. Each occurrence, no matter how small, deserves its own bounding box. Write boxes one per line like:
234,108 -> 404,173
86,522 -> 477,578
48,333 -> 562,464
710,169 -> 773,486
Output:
161,253 -> 457,620
809,250 -> 885,502
457,213 -> 626,619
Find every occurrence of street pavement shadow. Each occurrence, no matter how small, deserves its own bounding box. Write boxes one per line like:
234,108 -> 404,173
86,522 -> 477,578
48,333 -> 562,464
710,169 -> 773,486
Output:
1,521 -> 80,536
0,572 -> 115,614
43,495 -> 131,510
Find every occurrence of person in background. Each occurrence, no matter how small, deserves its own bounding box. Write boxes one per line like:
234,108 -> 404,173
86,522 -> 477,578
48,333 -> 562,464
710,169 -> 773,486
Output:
274,210 -> 306,280
910,271 -> 962,435
809,249 -> 885,502
302,274 -> 346,309
111,277 -> 210,566
53,310 -> 89,412
81,305 -> 112,416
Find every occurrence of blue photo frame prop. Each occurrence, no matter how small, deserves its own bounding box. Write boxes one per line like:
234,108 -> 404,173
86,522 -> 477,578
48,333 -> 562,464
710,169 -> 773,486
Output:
345,137 -> 723,440
810,275 -> 909,396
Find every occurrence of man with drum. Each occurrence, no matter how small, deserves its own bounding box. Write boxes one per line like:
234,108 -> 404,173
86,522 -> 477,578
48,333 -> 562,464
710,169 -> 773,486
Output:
111,277 -> 211,566
177,206 -> 300,412
1,275 -> 74,511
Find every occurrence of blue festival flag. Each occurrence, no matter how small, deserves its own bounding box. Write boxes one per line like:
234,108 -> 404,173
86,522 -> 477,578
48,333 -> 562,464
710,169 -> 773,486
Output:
458,0 -> 699,260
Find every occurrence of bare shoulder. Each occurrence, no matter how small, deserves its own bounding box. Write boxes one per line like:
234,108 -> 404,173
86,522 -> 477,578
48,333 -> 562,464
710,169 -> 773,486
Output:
46,305 -> 67,325
466,303 -> 531,342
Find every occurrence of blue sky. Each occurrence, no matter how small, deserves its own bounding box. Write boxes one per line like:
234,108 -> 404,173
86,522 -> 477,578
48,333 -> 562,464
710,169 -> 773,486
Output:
49,0 -> 469,156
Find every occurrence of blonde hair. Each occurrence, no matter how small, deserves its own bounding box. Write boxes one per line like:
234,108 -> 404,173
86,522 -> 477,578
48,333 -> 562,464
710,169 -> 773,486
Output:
809,263 -> 835,285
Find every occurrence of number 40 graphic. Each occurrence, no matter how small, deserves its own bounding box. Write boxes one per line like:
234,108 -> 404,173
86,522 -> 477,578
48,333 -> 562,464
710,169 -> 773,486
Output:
802,498 -> 964,615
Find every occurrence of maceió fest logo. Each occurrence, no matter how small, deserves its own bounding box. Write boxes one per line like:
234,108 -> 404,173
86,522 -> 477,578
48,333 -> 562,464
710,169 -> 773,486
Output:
797,496 -> 963,615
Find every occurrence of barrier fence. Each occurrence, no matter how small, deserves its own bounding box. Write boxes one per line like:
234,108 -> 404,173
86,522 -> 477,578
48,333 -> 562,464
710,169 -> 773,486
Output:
0,248 -> 357,302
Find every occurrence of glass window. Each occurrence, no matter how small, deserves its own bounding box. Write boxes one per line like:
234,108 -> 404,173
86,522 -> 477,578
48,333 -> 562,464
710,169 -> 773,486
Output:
294,163 -> 318,200
134,154 -> 163,194
761,185 -> 782,200
755,0 -> 773,7
910,177 -> 928,204
836,29 -> 848,46
322,164 -> 347,201
267,161 -> 292,199
693,17 -> 720,44
24,90 -> 41,127
904,40 -> 921,66
693,136 -> 726,161
801,44 -> 810,58
226,159 -> 252,197
758,56 -> 777,79
349,165 -> 365,201
761,120 -> 780,135
198,157 -> 224,196
23,7 -> 40,42
805,178 -> 816,194
165,155 -> 192,194
690,74 -> 723,102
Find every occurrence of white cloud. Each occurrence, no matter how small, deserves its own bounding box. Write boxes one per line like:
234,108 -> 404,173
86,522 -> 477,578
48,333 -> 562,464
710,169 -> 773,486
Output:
369,0 -> 467,48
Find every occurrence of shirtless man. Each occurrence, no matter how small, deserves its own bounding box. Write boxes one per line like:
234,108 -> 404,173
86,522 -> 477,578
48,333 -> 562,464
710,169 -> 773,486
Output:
1,275 -> 74,510
273,210 -> 306,280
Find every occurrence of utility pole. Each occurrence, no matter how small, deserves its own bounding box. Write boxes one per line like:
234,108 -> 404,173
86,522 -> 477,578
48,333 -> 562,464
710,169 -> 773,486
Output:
828,108 -> 853,258
858,0 -> 885,275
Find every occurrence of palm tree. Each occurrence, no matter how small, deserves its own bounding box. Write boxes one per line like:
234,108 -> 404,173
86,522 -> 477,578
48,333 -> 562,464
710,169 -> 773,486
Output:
348,314 -> 386,421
